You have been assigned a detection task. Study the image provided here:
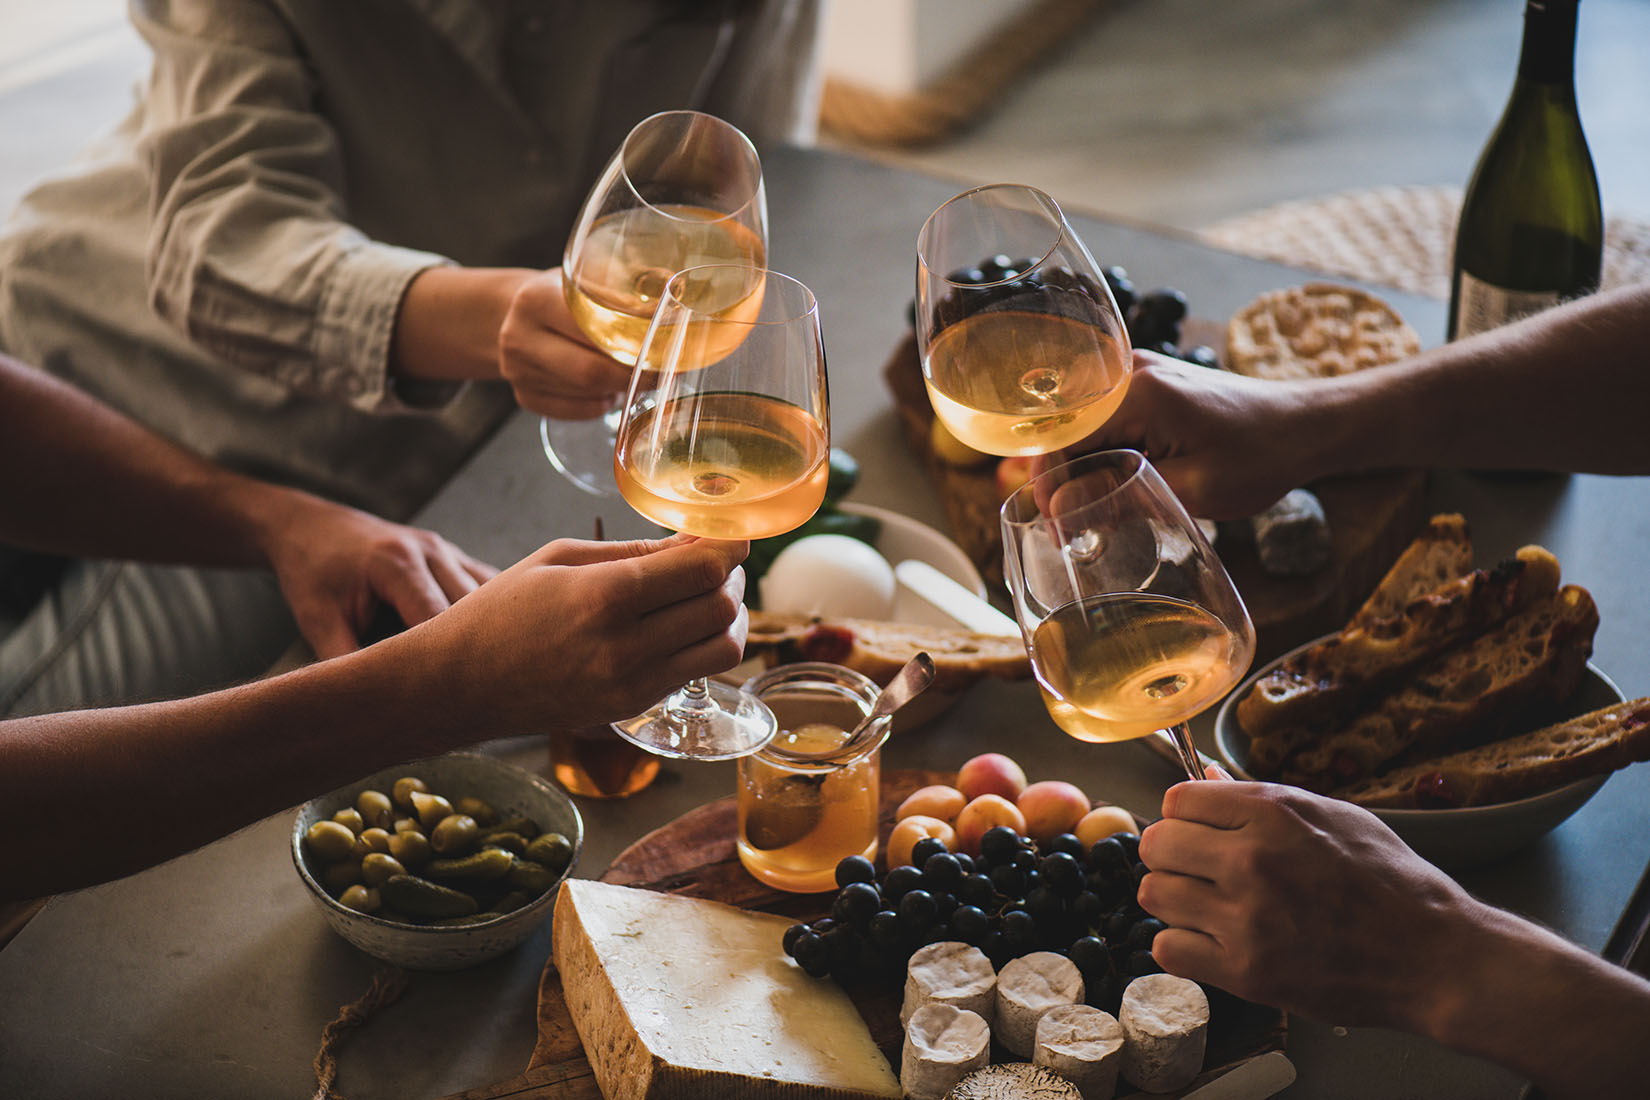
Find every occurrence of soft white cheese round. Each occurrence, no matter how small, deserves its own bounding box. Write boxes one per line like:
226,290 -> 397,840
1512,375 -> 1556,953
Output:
901,940 -> 997,1027
1034,1003 -> 1124,1100
900,1003 -> 990,1100
1119,973 -> 1209,1093
759,534 -> 896,618
995,951 -> 1085,1058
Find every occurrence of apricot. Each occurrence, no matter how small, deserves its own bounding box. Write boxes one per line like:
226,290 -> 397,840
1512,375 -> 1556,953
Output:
888,815 -> 957,869
1017,780 -> 1092,842
953,794 -> 1028,855
897,784 -> 968,825
995,456 -> 1035,502
1075,805 -> 1138,848
956,753 -> 1028,803
930,418 -> 993,468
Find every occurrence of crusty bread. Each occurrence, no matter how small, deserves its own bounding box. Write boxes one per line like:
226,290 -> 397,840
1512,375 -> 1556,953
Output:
1278,585 -> 1599,788
1347,513 -> 1474,632
745,611 -> 1030,693
1336,696 -> 1650,809
1225,282 -> 1420,381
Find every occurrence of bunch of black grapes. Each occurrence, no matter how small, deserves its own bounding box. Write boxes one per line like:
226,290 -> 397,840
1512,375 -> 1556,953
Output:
782,827 -> 1166,1015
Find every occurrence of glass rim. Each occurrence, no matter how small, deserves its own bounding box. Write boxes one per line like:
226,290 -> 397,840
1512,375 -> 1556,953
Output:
916,183 -> 1071,290
618,109 -> 764,227
999,448 -> 1151,529
661,265 -> 817,325
741,661 -> 888,766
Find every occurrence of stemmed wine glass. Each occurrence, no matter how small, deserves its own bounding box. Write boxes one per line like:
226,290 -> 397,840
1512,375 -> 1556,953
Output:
546,110 -> 768,495
1000,449 -> 1255,781
915,184 -> 1131,457
611,265 -> 830,760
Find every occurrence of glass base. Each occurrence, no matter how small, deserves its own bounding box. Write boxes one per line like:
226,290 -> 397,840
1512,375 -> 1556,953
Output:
612,679 -> 778,761
540,413 -> 621,498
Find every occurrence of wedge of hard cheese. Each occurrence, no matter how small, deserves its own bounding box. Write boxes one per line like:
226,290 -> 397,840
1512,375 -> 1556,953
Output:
553,879 -> 902,1100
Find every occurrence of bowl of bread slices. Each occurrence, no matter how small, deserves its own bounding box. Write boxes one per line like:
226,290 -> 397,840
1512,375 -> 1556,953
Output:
1214,513 -> 1650,870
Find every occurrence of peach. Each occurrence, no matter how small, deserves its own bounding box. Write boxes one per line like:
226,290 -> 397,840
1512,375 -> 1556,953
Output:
1017,780 -> 1093,842
953,794 -> 1028,855
956,753 -> 1028,803
888,815 -> 957,869
1075,805 -> 1139,848
995,456 -> 1035,502
897,784 -> 968,825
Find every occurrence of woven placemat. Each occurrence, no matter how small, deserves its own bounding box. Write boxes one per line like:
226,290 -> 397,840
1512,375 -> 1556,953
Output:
1199,184 -> 1650,300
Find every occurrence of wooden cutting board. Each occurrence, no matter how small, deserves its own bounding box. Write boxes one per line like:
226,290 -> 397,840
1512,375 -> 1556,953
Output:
882,326 -> 1429,662
439,771 -> 1285,1100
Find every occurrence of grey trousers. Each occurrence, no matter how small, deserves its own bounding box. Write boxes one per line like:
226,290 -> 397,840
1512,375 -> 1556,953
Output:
0,558 -> 298,718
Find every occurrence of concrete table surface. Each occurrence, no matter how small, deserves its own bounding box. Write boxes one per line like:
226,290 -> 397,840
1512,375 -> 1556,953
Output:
2,145 -> 1647,1100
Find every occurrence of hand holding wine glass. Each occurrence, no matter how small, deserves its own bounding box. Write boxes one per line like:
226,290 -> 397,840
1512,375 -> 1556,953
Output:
611,265 -> 830,760
1000,449 -> 1255,780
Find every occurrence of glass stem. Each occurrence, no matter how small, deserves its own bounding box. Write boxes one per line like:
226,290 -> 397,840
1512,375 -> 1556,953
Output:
1165,722 -> 1205,781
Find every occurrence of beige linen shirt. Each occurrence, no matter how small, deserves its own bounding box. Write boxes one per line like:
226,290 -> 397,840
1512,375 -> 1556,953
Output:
0,0 -> 822,519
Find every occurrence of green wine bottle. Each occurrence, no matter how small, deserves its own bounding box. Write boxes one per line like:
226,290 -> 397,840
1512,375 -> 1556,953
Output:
1447,0 -> 1602,342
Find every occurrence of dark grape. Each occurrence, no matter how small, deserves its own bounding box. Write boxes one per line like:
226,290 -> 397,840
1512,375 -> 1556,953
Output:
835,855 -> 876,888
990,864 -> 1028,897
953,852 -> 975,875
1126,948 -> 1163,978
1068,935 -> 1110,977
883,865 -> 923,902
1072,890 -> 1105,926
950,905 -> 989,943
1038,851 -> 1085,897
1088,836 -> 1131,880
833,881 -> 882,927
1103,266 -> 1137,314
1137,287 -> 1189,325
868,909 -> 903,950
1001,909 -> 1038,947
1104,909 -> 1135,943
1132,862 -> 1151,888
1010,848 -> 1037,873
922,852 -> 965,892
812,917 -> 838,936
1186,344 -> 1221,370
792,932 -> 831,977
898,888 -> 938,928
1049,833 -> 1085,859
961,872 -> 996,908
1126,917 -> 1167,952
1115,832 -> 1142,861
979,826 -> 1020,864
1025,886 -> 1065,924
1087,972 -> 1122,1013
911,836 -> 950,867
782,923 -> 808,957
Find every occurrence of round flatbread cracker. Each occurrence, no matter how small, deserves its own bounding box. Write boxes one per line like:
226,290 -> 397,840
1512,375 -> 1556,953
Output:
1225,282 -> 1420,381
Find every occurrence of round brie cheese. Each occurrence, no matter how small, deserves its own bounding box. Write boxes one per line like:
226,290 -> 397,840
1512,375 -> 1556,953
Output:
901,940 -> 997,1028
901,1003 -> 990,1100
994,951 -> 1084,1058
1119,973 -> 1209,1093
1033,1003 -> 1124,1100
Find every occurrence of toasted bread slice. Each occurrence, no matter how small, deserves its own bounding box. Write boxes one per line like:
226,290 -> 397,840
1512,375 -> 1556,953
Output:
1279,585 -> 1599,788
1336,695 -> 1650,809
1237,544 -> 1561,749
1348,513 -> 1475,632
1225,282 -> 1420,381
745,611 -> 1031,693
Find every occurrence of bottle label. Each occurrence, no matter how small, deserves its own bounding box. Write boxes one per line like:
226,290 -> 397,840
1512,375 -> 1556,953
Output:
1453,271 -> 1563,339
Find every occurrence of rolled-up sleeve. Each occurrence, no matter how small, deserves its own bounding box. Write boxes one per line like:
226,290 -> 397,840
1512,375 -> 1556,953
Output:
133,0 -> 453,412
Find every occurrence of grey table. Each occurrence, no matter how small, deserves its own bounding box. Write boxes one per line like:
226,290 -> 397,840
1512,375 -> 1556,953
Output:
2,146 -> 1647,1100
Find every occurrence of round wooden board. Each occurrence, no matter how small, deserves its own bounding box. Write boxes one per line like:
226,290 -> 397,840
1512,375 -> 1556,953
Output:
504,771 -> 1285,1100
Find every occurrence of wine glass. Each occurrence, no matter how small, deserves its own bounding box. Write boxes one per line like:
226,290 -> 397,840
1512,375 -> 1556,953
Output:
610,265 -> 830,759
915,183 -> 1132,457
999,449 -> 1255,781
545,110 -> 769,495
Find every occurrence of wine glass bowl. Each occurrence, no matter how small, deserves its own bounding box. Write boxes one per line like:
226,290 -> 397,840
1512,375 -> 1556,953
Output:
1000,449 -> 1254,780
916,184 -> 1132,457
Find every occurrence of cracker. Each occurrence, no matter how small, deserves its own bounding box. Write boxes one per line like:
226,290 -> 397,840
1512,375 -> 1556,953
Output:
1225,282 -> 1419,381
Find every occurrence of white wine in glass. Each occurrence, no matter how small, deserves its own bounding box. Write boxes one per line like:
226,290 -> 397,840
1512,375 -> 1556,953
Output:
611,266 -> 830,760
1000,449 -> 1255,780
916,184 -> 1132,457
546,110 -> 768,495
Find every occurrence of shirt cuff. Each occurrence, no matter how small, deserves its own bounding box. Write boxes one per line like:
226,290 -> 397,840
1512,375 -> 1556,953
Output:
314,242 -> 459,412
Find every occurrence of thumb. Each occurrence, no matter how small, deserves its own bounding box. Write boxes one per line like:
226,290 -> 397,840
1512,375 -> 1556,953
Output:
526,532 -> 696,568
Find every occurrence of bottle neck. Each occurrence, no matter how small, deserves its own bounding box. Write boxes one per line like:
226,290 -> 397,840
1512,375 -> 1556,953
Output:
1516,0 -> 1580,85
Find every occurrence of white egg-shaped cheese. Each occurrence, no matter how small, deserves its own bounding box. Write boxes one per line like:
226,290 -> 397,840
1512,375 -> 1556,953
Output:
759,534 -> 896,619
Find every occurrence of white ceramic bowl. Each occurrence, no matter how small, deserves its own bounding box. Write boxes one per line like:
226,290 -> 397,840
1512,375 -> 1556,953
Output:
1213,641 -> 1624,871
838,500 -> 987,603
292,752 -> 582,970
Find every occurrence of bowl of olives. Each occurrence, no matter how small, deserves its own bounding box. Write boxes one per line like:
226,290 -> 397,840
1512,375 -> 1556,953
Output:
291,752 -> 582,970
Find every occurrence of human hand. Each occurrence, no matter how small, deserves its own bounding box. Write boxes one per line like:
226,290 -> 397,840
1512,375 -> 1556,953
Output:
496,269 -> 636,419
1070,352 -> 1331,520
409,534 -> 749,733
1136,778 -> 1478,1031
262,497 -> 496,659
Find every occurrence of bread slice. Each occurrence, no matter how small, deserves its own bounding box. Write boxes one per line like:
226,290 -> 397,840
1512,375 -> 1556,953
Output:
1237,544 -> 1561,751
1225,282 -> 1420,381
1335,696 -> 1650,809
1347,513 -> 1475,632
1278,585 -> 1599,788
746,611 -> 1030,693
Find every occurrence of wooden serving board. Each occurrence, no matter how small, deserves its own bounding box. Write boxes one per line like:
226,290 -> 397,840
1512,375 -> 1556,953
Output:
883,326 -> 1430,662
441,771 -> 1285,1100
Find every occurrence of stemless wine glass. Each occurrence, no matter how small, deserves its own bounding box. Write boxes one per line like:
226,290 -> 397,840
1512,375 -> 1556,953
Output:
611,265 -> 830,760
916,184 -> 1132,458
546,110 -> 769,495
1000,449 -> 1255,781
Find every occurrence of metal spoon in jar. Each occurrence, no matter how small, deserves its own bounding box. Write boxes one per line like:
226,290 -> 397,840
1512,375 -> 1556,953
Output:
764,651 -> 937,764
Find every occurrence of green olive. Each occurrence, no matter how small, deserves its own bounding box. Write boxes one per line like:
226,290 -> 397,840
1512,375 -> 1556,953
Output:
388,830 -> 432,868
361,852 -> 406,886
430,813 -> 479,855
409,790 -> 454,830
331,808 -> 365,835
359,827 -> 392,854
453,796 -> 499,828
348,835 -> 373,862
305,820 -> 357,862
339,885 -> 381,913
322,860 -> 364,893
391,776 -> 429,809
482,816 -> 540,842
356,789 -> 394,829
482,831 -> 527,855
524,832 -> 575,872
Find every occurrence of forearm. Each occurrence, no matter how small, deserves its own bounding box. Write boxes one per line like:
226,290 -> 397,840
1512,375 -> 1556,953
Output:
1417,899 -> 1650,1098
392,266 -> 535,382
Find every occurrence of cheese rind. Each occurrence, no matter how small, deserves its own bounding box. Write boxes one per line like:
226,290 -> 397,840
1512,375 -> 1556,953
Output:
995,952 -> 1084,1058
901,1004 -> 991,1100
945,1062 -> 1083,1100
901,941 -> 997,1027
552,879 -> 902,1100
1033,1003 -> 1124,1100
1119,973 -> 1209,1093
